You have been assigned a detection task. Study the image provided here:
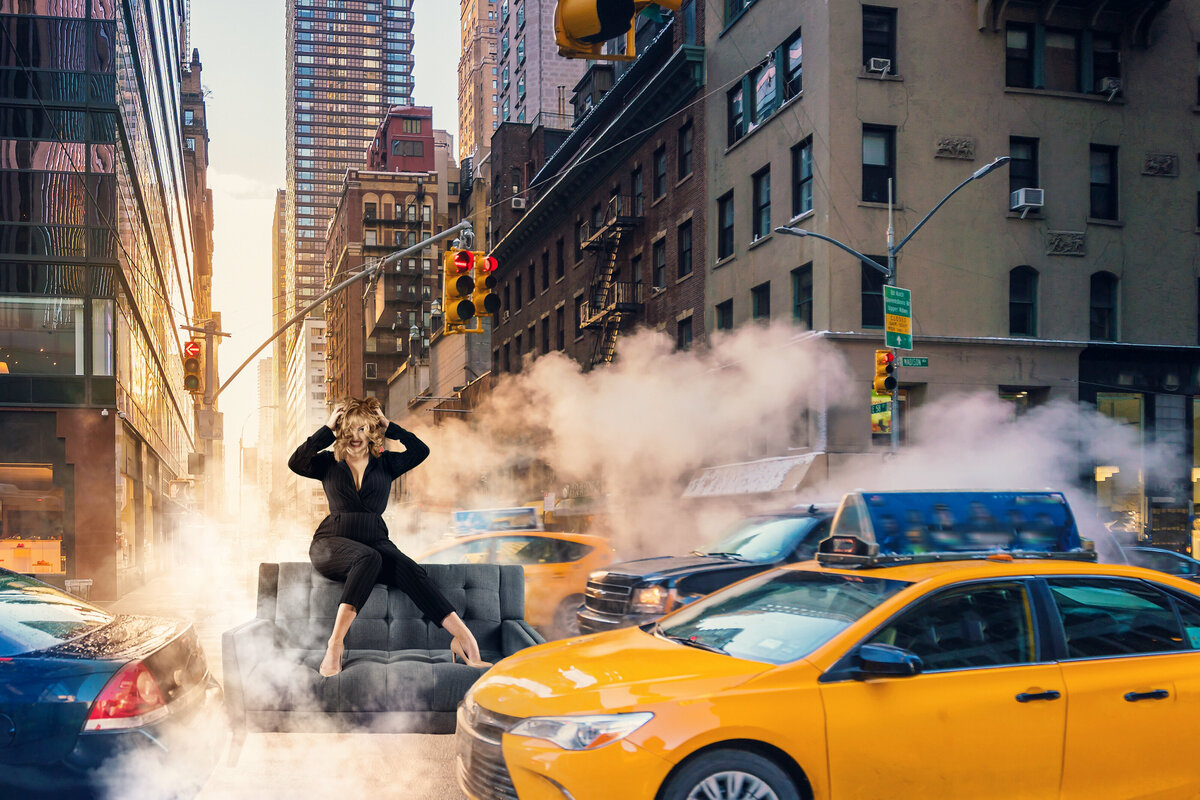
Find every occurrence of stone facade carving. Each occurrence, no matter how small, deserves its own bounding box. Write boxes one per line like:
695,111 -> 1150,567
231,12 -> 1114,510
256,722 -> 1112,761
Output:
1046,231 -> 1085,256
1142,153 -> 1178,177
935,136 -> 975,160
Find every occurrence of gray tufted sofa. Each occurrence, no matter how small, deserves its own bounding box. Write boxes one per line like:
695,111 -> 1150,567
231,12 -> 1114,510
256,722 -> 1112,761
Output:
222,562 -> 543,740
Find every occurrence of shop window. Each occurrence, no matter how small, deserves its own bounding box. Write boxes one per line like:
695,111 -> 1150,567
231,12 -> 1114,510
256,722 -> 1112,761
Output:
0,296 -> 84,375
0,463 -> 65,577
91,299 -> 113,376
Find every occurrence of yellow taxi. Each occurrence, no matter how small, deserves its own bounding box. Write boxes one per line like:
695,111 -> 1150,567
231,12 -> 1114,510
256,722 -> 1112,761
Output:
419,529 -> 614,638
457,491 -> 1200,799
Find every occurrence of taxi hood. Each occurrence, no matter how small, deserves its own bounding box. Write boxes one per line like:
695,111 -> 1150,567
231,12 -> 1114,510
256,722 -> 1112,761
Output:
469,626 -> 771,718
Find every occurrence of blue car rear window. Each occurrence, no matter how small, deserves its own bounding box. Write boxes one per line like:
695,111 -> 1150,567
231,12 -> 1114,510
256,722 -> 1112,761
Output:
0,573 -> 112,657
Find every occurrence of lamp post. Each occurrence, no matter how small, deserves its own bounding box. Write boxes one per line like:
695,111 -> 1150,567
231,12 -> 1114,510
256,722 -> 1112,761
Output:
776,155 -> 1011,452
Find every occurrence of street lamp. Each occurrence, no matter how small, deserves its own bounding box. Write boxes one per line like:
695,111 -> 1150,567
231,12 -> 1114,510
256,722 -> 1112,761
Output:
775,155 -> 1011,451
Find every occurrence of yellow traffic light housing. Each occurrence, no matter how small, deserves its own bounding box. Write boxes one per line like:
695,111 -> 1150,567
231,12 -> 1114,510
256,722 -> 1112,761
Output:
443,249 -> 477,335
472,253 -> 501,318
554,0 -> 681,61
182,340 -> 204,395
873,349 -> 897,394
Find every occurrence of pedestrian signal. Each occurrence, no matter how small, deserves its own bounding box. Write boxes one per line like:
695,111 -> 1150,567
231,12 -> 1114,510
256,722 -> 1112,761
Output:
873,349 -> 897,394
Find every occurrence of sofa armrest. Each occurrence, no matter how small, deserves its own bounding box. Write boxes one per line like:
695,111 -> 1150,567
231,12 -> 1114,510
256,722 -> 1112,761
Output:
221,618 -> 279,731
500,619 -> 545,655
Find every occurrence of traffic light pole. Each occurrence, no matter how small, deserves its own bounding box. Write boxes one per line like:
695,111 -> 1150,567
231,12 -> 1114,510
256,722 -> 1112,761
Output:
208,219 -> 473,403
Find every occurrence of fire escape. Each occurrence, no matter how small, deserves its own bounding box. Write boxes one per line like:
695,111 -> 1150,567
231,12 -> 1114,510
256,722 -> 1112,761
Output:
578,194 -> 644,367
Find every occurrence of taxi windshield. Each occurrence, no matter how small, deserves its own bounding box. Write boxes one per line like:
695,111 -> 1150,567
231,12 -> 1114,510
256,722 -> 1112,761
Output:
701,516 -> 820,563
658,570 -> 909,664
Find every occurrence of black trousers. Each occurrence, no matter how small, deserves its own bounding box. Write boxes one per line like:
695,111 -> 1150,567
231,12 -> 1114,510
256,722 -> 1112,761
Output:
309,535 -> 456,624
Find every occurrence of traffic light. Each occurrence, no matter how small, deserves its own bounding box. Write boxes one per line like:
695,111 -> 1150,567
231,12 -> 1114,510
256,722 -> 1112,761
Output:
182,340 -> 203,395
554,0 -> 681,60
442,248 -> 476,334
472,253 -> 501,317
873,349 -> 897,394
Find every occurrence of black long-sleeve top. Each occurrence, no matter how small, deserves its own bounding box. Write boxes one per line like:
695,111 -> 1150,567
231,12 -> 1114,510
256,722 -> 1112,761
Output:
288,422 -> 430,538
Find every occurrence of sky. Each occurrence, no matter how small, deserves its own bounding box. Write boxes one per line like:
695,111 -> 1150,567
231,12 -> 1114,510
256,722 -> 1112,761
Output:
188,1 -> 460,488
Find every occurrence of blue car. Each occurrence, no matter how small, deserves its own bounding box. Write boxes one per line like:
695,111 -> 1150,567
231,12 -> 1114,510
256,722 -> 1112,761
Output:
0,569 -> 224,798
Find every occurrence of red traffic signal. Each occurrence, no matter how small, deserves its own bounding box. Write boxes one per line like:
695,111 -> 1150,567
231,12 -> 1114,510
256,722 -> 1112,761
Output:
873,349 -> 897,393
183,340 -> 201,358
182,340 -> 204,395
453,250 -> 473,272
472,253 -> 501,317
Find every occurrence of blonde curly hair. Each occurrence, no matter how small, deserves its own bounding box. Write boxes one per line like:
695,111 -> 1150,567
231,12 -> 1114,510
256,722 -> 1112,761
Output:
332,397 -> 385,461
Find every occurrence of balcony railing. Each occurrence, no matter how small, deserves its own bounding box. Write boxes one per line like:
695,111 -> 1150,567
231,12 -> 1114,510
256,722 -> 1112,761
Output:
580,194 -> 643,249
530,111 -> 573,132
580,281 -> 644,329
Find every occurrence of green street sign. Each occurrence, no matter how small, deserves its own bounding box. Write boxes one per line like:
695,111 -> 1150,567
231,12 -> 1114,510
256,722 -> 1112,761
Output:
870,401 -> 890,414
900,356 -> 928,367
883,285 -> 912,350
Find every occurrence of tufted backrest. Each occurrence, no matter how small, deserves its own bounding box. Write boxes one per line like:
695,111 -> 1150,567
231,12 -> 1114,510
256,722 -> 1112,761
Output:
256,562 -> 526,653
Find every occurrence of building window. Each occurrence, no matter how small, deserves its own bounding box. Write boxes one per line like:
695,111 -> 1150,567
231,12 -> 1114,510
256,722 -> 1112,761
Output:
1044,29 -> 1080,92
783,29 -> 802,99
1089,144 -> 1118,220
1090,271 -> 1118,341
861,256 -> 886,328
0,296 -> 84,375
717,192 -> 735,260
678,122 -> 693,180
542,317 -> 550,354
184,109 -> 194,125
677,317 -> 693,350
527,263 -> 535,301
653,146 -> 667,199
556,307 -> 565,350
792,263 -> 813,328
725,0 -> 752,25
1005,23 -> 1034,88
727,84 -> 745,146
652,239 -> 666,290
574,220 -> 583,261
752,166 -> 771,240
541,251 -> 550,291
364,229 -> 377,246
515,273 -> 523,310
184,137 -> 195,151
630,253 -> 642,285
862,125 -> 894,204
1196,153 -> 1200,228
402,118 -> 421,133
1009,266 -> 1037,337
631,167 -> 644,214
749,57 -> 777,128
862,6 -> 897,71
751,282 -> 771,321
364,201 -> 377,219
715,299 -> 733,331
1009,137 -> 1038,197
365,362 -> 378,379
556,238 -> 565,278
1092,34 -> 1120,91
574,295 -> 584,335
792,137 -> 813,217
677,220 -> 693,277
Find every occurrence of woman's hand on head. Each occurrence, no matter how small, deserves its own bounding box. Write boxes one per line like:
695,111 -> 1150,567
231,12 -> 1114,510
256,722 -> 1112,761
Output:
375,408 -> 390,428
326,403 -> 345,430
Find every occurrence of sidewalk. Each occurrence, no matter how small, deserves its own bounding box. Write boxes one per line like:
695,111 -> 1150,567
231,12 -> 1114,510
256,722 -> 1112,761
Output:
103,559 -> 462,799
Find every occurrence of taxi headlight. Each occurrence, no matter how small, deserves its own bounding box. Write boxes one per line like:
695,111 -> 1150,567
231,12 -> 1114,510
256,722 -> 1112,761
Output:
509,712 -> 653,750
630,585 -> 669,613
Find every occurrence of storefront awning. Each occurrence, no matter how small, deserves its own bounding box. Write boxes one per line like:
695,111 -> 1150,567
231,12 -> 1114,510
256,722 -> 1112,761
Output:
683,454 -> 818,499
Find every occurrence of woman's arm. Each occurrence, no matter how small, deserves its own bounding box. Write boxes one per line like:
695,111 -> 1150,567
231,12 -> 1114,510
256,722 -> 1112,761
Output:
376,410 -> 430,478
289,404 -> 343,479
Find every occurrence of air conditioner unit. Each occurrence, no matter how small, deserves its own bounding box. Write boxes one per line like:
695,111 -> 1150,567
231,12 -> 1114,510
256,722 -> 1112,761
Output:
511,197 -> 526,210
1097,76 -> 1122,96
867,57 -> 892,75
1010,187 -> 1044,217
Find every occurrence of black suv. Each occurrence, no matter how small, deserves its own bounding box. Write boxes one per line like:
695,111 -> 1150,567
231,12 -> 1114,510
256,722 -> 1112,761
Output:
577,504 -> 836,634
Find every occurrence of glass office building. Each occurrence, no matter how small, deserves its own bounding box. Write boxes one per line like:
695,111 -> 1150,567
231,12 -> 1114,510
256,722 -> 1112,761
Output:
0,1 -> 199,598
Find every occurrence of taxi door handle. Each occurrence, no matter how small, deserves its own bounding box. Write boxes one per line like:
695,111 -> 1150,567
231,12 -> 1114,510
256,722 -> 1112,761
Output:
1124,689 -> 1169,702
1015,690 -> 1061,703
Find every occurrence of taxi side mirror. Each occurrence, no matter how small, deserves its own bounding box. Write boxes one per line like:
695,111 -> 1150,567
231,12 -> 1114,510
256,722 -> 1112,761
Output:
855,643 -> 923,679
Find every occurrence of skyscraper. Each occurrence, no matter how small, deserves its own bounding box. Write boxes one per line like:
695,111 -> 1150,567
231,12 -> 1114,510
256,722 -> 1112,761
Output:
283,0 -> 416,443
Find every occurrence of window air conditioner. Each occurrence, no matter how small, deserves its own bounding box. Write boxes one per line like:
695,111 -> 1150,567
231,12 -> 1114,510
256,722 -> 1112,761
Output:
1010,187 -> 1044,217
511,197 -> 526,210
867,57 -> 891,75
1097,77 -> 1122,96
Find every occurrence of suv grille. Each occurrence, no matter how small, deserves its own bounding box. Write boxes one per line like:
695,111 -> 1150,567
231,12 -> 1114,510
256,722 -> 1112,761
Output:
585,574 -> 639,615
457,701 -> 521,800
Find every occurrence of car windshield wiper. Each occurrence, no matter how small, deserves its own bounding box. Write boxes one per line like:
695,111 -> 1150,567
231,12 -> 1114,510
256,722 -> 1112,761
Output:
651,622 -> 728,655
702,551 -> 749,561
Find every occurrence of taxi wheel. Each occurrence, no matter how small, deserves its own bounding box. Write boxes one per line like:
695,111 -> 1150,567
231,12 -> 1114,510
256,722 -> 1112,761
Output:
663,749 -> 801,800
551,595 -> 584,638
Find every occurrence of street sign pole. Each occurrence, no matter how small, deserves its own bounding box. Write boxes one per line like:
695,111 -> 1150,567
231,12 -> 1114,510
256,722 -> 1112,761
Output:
887,181 -> 898,454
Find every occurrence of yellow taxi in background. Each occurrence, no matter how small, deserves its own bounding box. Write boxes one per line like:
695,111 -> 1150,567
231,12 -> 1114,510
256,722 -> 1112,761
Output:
419,530 -> 614,638
457,491 -> 1200,800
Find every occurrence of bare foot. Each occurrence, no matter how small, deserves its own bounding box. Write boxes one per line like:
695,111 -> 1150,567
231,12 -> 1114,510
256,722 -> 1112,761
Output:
319,640 -> 344,677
